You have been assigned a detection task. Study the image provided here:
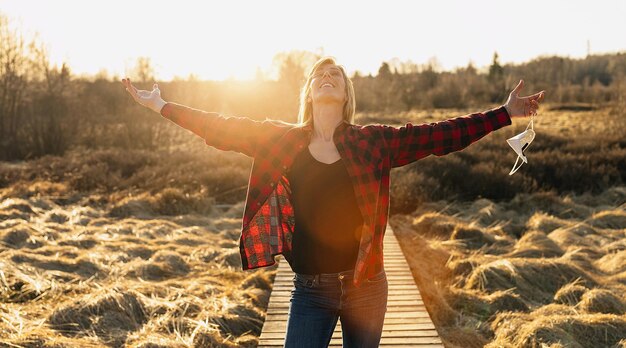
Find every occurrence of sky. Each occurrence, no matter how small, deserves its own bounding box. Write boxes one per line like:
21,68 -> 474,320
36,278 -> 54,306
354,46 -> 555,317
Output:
1,0 -> 625,81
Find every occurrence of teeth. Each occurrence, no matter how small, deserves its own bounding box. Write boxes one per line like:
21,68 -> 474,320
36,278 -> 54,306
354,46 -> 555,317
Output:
321,83 -> 333,88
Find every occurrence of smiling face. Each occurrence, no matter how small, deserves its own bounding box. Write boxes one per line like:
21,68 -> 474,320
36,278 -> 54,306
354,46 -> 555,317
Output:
309,64 -> 347,105
297,57 -> 356,126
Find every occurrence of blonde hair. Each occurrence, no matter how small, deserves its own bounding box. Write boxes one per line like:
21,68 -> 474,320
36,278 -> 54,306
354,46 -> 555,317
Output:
297,56 -> 356,126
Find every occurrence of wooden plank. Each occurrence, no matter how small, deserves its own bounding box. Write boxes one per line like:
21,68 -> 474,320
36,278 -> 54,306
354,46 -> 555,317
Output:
259,336 -> 443,346
272,275 -> 415,280
266,300 -> 426,307
258,225 -> 444,348
270,284 -> 424,291
262,316 -> 439,326
273,274 -> 417,281
268,294 -> 421,301
267,298 -> 425,306
267,309 -> 432,316
260,329 -> 441,339
331,346 -> 444,348
261,322 -> 437,332
267,301 -> 426,307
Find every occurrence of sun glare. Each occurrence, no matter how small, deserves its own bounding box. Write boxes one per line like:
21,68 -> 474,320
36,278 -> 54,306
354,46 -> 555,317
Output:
1,0 -> 624,81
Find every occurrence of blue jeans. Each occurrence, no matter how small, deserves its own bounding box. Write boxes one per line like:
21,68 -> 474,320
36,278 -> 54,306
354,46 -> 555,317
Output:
284,268 -> 388,348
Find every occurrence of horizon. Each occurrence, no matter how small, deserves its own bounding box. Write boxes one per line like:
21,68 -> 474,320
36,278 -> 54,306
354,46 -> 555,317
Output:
1,0 -> 625,81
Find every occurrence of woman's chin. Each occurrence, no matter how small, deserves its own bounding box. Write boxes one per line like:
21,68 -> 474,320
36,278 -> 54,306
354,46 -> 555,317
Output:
312,95 -> 345,105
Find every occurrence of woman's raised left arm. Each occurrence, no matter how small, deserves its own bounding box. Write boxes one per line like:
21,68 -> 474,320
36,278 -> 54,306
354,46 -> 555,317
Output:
378,79 -> 545,167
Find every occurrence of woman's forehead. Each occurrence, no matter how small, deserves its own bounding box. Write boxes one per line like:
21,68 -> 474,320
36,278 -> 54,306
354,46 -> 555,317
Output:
314,64 -> 342,73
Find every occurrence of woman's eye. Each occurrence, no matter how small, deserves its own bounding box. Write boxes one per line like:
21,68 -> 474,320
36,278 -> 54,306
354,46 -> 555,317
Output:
312,70 -> 342,80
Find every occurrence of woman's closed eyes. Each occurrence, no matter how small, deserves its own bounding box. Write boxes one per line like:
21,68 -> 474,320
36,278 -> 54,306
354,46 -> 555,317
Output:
312,68 -> 343,79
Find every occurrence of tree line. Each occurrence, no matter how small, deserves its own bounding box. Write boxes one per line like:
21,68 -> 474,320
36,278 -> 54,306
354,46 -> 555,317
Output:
0,14 -> 624,161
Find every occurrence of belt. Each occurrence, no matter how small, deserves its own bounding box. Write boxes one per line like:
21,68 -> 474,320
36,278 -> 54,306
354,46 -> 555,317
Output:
295,268 -> 355,284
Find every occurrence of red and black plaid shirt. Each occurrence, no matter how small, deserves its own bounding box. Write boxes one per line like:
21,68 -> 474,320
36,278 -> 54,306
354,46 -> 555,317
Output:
160,103 -> 511,287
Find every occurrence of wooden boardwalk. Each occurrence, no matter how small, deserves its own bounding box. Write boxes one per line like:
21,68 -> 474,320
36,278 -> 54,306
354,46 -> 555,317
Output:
258,225 -> 444,347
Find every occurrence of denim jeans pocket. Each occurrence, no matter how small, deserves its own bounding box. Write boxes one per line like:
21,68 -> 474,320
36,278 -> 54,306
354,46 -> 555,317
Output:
366,270 -> 386,283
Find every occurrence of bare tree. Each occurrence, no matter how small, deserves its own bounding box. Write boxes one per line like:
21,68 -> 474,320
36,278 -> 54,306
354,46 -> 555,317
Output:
131,56 -> 155,84
271,50 -> 320,117
0,14 -> 29,160
0,14 -> 76,159
26,40 -> 74,157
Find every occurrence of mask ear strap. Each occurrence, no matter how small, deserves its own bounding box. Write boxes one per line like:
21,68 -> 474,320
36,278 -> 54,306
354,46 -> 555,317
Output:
510,114 -> 536,175
526,115 -> 534,131
509,155 -> 525,175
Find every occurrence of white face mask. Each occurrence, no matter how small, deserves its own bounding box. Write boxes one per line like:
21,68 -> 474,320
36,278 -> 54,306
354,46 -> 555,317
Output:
507,115 -> 535,175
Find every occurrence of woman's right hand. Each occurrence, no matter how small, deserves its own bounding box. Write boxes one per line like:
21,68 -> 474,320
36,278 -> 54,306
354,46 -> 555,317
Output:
121,78 -> 167,113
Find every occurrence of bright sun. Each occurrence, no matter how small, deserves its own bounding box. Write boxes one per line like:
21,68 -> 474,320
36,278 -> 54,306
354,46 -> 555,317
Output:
1,0 -> 624,81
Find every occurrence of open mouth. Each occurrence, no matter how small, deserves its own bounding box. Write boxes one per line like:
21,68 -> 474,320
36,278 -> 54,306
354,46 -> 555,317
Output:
320,82 -> 334,88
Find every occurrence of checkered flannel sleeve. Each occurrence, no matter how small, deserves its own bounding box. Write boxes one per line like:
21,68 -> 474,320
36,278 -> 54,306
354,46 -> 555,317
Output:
160,102 -> 279,157
380,106 -> 512,167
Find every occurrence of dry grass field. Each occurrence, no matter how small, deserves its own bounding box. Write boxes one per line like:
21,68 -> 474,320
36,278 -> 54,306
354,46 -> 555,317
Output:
389,186 -> 626,347
0,104 -> 624,347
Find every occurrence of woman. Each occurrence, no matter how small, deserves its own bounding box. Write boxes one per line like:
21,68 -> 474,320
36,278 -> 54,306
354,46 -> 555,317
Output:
122,56 -> 544,347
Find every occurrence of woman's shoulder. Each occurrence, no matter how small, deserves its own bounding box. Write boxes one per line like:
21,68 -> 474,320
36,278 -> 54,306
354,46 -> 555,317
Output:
263,118 -> 298,126
346,123 -> 387,137
257,118 -> 302,136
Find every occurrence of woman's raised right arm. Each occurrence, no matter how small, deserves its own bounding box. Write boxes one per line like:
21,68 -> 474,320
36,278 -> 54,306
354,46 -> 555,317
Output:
121,78 -> 280,157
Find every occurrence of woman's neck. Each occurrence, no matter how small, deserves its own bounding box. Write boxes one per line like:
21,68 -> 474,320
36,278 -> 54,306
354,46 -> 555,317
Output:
312,104 -> 343,142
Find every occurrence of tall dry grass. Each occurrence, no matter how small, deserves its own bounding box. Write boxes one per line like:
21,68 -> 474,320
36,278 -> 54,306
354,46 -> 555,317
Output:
0,106 -> 624,347
388,105 -> 625,213
0,187 -> 274,346
390,186 -> 626,348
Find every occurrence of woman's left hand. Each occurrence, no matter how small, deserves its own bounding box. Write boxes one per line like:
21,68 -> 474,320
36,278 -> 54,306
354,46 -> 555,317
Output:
504,80 -> 545,118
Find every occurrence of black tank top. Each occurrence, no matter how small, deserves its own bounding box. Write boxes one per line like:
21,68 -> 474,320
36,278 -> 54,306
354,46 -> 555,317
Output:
286,147 -> 364,275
